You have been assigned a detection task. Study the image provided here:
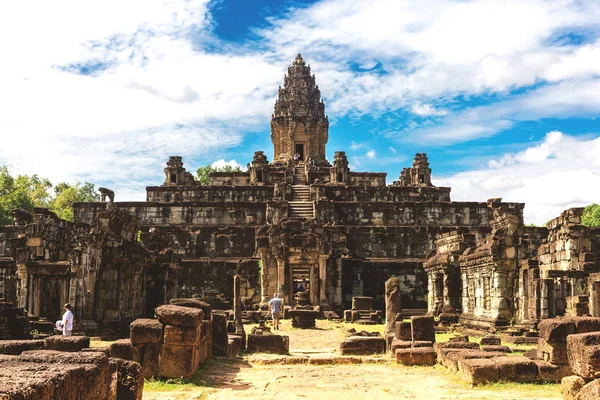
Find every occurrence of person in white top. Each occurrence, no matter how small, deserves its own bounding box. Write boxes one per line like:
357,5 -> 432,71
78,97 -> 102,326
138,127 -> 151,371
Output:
61,303 -> 74,336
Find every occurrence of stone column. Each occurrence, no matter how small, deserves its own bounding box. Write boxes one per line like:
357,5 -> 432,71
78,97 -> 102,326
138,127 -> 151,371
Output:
318,256 -> 329,307
260,254 -> 269,304
385,277 -> 402,337
276,257 -> 285,300
309,263 -> 318,306
233,275 -> 246,348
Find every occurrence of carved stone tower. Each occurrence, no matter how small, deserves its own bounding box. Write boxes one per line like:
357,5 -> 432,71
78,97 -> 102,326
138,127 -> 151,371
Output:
271,54 -> 329,166
410,153 -> 432,186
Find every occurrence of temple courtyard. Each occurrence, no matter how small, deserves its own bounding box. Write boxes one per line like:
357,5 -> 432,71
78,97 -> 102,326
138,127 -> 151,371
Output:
137,320 -> 561,400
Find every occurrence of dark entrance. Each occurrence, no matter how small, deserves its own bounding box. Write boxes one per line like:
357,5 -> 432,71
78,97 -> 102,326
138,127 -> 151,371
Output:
295,143 -> 304,161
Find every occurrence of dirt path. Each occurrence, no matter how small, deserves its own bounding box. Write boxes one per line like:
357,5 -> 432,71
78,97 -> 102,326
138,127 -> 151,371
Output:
143,320 -> 561,400
143,360 -> 561,400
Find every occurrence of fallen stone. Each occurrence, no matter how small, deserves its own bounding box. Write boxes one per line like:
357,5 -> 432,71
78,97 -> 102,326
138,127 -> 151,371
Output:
395,321 -> 412,341
534,360 -> 572,383
170,298 -> 212,320
212,313 -> 229,357
479,336 -> 501,346
112,357 -> 144,400
390,339 -> 411,356
159,344 -> 198,379
130,319 -> 163,345
247,334 -> 289,354
340,336 -> 386,355
561,375 -> 585,400
538,338 -> 568,365
433,341 -> 480,361
0,339 -> 45,355
459,358 -> 499,385
578,378 -> 600,400
109,339 -> 134,361
412,340 -> 434,348
155,305 -> 203,328
410,315 -> 435,342
449,335 -> 469,343
538,318 -> 575,343
492,355 -> 538,383
45,335 -> 90,352
163,324 -> 201,345
571,317 -> 600,334
566,332 -> 600,380
142,343 -> 161,378
395,347 -> 436,366
481,345 -> 511,353
227,335 -> 242,358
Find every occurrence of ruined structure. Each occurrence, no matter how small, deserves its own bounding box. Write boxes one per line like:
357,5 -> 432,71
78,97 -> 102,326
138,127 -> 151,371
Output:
1,54 -> 599,334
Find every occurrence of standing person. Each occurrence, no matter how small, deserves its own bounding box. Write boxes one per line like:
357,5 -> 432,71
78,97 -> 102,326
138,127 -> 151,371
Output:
269,293 -> 283,330
61,303 -> 74,336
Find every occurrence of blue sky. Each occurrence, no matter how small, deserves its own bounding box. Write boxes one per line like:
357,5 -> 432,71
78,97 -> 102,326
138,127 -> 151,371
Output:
1,0 -> 600,224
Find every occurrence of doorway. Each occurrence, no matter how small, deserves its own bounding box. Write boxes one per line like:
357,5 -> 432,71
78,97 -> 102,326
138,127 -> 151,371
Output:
295,143 -> 304,161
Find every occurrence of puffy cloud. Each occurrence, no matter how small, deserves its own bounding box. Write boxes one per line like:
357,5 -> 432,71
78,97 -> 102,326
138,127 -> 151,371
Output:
211,159 -> 245,171
366,149 -> 376,159
411,102 -> 449,117
434,132 -> 600,225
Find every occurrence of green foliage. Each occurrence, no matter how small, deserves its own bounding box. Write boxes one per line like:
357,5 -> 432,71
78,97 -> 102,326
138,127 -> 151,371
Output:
195,163 -> 241,185
582,204 -> 600,227
48,182 -> 98,221
0,166 -> 52,225
0,166 -> 97,224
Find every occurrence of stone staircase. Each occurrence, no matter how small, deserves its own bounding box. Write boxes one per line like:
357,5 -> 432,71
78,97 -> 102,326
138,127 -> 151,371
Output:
289,163 -> 314,219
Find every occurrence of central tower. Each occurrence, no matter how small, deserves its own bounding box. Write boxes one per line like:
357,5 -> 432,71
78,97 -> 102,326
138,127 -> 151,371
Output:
271,54 -> 329,166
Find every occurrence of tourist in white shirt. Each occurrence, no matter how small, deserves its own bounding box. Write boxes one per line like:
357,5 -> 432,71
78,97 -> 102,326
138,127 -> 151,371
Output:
61,303 -> 74,336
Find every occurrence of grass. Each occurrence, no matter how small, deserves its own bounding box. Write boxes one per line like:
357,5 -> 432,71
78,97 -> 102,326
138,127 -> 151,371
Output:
144,360 -> 219,392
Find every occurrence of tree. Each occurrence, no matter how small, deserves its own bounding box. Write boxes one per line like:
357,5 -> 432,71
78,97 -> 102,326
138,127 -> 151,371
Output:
582,204 -> 600,227
0,166 -> 98,224
48,182 -> 98,221
195,163 -> 241,185
0,166 -> 52,225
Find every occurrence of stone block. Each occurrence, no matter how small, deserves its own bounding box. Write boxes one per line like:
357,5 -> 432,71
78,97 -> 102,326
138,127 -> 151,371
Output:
433,341 -> 480,360
449,350 -> 506,373
572,317 -> 600,334
112,357 -> 144,400
395,321 -> 411,341
459,358 -> 499,385
227,335 -> 242,358
479,336 -> 501,346
352,296 -> 372,310
170,298 -> 212,320
492,355 -> 538,383
538,338 -> 568,364
130,319 -> 163,344
155,305 -> 203,328
340,336 -> 386,355
395,347 -> 436,366
163,324 -> 201,345
578,379 -> 600,400
142,343 -> 161,378
247,334 -> 289,354
561,375 -> 585,400
159,344 -> 197,379
45,335 -> 90,352
390,339 -> 412,356
481,345 -> 511,353
448,335 -> 469,343
0,339 -> 45,355
410,315 -> 435,342
212,313 -> 228,357
566,332 -> 600,380
534,360 -> 572,383
110,339 -> 134,361
538,318 -> 575,343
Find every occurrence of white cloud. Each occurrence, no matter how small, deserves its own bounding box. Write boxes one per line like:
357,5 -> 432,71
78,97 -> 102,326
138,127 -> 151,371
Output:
411,102 -> 449,116
434,132 -> 600,225
366,149 -> 376,159
388,146 -> 396,154
350,141 -> 365,150
211,159 -> 245,171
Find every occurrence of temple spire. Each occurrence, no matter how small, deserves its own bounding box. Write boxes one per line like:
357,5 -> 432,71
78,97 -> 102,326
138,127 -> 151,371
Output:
270,55 -> 329,166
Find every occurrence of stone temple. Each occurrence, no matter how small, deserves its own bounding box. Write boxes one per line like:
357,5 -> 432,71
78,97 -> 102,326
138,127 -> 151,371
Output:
1,54 -> 600,337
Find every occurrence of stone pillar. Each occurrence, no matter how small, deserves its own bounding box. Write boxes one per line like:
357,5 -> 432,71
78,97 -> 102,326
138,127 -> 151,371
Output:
427,272 -> 434,313
309,264 -> 318,306
318,256 -> 329,308
260,254 -> 269,304
276,258 -> 285,301
385,277 -> 402,337
233,275 -> 246,348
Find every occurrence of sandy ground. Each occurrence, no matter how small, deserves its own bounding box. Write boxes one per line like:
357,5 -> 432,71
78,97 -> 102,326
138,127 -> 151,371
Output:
142,320 -> 562,400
